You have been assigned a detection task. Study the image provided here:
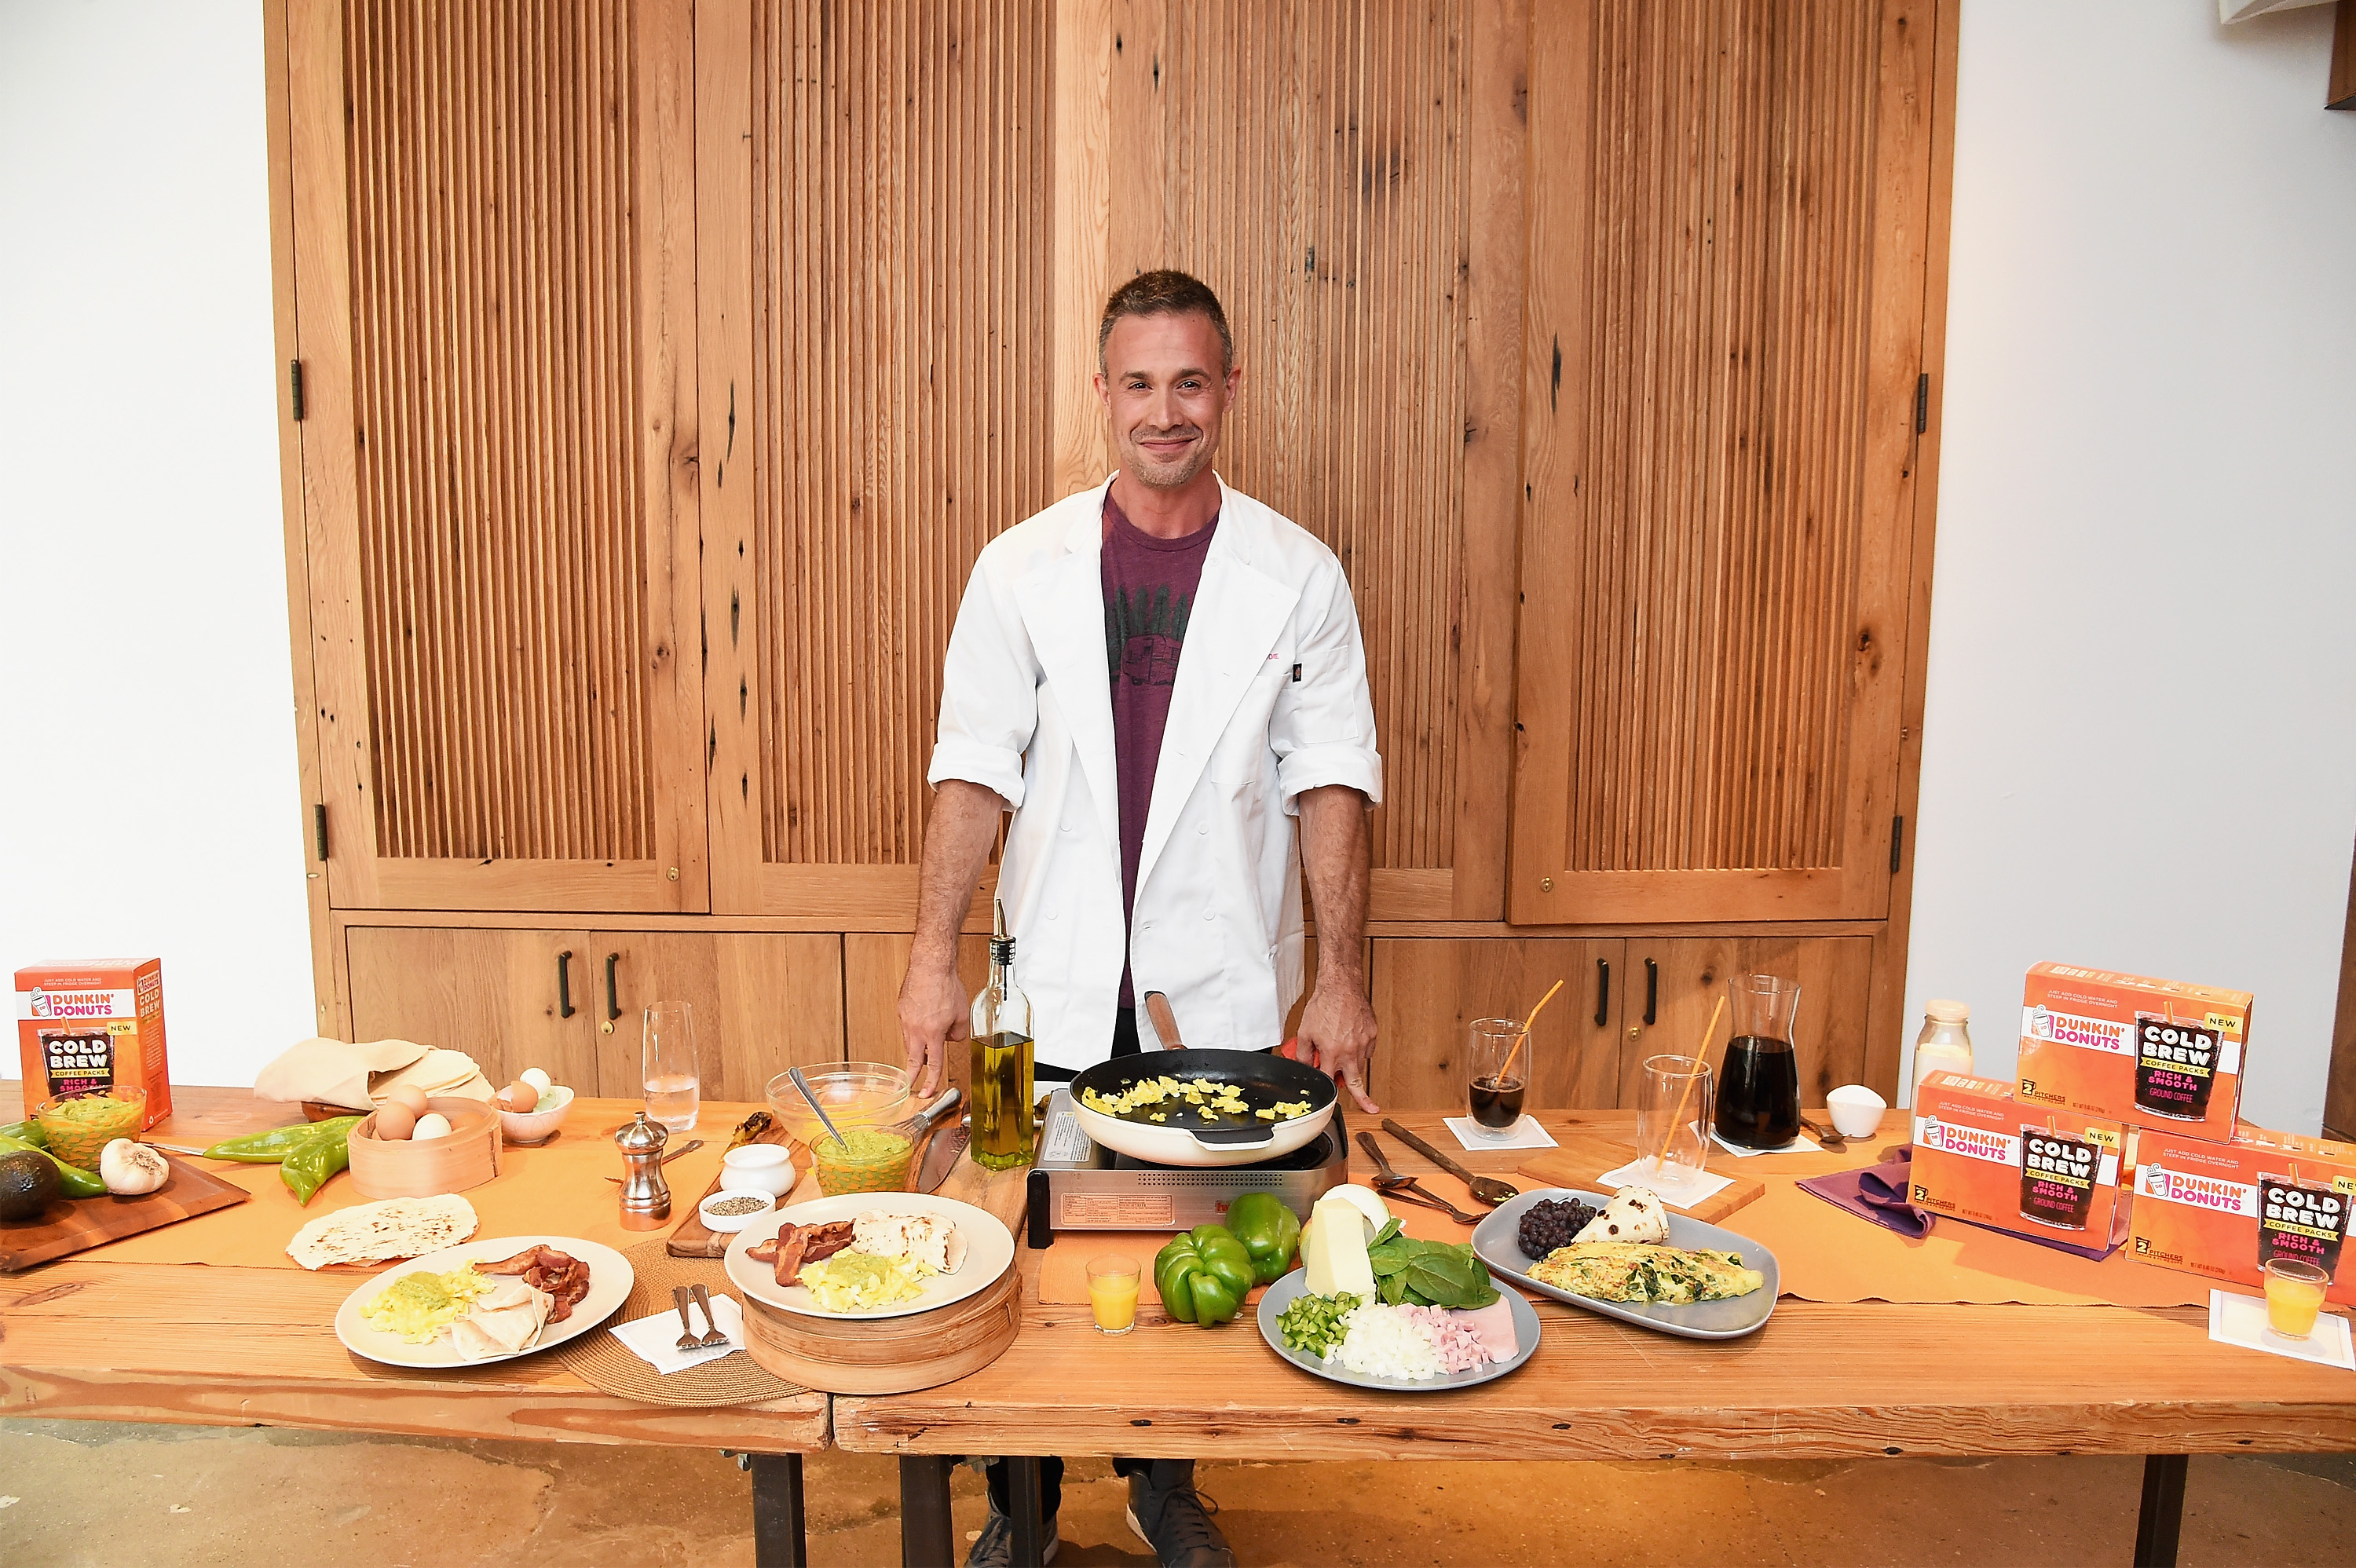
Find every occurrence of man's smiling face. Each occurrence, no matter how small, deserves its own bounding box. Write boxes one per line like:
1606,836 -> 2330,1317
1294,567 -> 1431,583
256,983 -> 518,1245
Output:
1097,310 -> 1242,491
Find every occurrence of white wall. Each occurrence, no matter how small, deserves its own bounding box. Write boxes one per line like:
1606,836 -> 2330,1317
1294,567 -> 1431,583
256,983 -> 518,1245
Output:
1904,0 -> 2356,1131
5,2 -> 2353,1117
0,1 -> 316,1088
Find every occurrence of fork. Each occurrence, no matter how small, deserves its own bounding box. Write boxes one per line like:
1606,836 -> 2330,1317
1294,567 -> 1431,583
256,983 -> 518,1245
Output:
690,1284 -> 731,1348
1356,1132 -> 1486,1226
672,1286 -> 703,1351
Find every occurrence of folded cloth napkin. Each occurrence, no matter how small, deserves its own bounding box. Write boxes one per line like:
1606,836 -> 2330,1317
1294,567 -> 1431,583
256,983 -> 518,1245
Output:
609,1293 -> 745,1373
1797,1148 -> 1933,1240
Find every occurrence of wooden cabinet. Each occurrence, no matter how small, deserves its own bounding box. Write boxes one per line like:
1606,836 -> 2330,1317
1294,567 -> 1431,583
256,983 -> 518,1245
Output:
346,927 -> 843,1107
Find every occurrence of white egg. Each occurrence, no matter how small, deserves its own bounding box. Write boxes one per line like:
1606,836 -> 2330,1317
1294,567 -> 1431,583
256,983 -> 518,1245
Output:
411,1113 -> 453,1141
519,1067 -> 551,1094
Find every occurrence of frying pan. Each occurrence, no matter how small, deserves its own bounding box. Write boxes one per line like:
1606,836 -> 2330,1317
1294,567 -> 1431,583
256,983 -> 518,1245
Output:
1068,1045 -> 1338,1168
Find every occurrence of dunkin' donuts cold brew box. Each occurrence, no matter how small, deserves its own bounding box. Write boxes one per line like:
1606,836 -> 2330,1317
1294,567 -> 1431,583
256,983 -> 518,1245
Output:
2016,963 -> 2251,1144
2130,1127 -> 2356,1306
1912,1072 -> 2131,1255
13,959 -> 173,1128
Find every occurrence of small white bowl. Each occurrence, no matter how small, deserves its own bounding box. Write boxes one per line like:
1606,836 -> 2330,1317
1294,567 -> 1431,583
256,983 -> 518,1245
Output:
497,1084 -> 576,1146
697,1189 -> 777,1232
719,1143 -> 796,1197
1826,1084 -> 1888,1139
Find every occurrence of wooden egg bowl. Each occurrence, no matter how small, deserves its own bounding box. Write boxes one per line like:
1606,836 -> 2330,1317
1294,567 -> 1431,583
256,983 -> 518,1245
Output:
346,1095 -> 504,1197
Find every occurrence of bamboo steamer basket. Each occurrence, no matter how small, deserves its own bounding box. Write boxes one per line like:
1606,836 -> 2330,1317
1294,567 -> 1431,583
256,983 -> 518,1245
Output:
346,1096 -> 503,1197
741,1262 -> 1020,1394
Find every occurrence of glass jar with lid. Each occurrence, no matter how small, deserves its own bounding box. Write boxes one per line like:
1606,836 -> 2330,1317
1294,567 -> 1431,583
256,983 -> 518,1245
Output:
1912,999 -> 1974,1104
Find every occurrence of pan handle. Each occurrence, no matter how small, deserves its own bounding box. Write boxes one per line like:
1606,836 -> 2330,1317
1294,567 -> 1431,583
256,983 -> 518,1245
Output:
1187,1125 -> 1277,1148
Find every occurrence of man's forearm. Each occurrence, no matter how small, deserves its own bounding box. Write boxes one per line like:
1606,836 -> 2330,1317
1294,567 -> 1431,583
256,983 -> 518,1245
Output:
1298,785 -> 1370,984
912,780 -> 1007,967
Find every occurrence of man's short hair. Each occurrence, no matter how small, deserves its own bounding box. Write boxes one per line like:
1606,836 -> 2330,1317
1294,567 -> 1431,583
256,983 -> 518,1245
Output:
1098,269 -> 1235,373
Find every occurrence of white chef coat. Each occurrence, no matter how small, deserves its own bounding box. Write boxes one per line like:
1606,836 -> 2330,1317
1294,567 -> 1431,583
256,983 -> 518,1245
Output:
927,473 -> 1382,1074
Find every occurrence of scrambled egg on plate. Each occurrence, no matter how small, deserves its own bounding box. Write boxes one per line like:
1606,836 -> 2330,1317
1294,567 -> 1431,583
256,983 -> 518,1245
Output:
796,1251 -> 934,1313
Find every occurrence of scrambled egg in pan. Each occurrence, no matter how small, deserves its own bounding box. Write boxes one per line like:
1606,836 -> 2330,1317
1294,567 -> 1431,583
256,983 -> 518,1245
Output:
1078,1074 -> 1314,1124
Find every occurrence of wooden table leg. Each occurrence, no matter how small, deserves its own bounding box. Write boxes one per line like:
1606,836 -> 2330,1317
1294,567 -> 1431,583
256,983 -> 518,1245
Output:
751,1453 -> 808,1568
900,1454 -> 957,1568
2133,1453 -> 2188,1568
1005,1456 -> 1046,1567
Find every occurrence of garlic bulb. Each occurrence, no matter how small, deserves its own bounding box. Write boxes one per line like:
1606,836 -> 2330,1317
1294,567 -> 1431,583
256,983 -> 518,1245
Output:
101,1139 -> 170,1196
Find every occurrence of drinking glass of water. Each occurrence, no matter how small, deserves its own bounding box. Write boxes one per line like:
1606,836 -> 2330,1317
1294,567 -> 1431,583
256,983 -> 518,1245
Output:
642,1000 -> 700,1131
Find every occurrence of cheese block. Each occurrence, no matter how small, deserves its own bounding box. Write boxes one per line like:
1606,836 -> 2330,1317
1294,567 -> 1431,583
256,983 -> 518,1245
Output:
1574,1187 -> 1669,1245
1303,1196 -> 1377,1298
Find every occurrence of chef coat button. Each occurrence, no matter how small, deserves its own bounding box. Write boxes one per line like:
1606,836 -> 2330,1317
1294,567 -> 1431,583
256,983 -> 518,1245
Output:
1046,909 -> 1059,920
1204,908 -> 1216,920
1198,823 -> 1208,835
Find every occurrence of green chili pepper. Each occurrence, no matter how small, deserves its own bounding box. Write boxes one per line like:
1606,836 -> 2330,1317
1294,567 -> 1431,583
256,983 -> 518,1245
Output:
280,1125 -> 353,1205
201,1116 -> 362,1163
0,1119 -> 47,1149
0,1133 -> 108,1199
1153,1223 -> 1257,1327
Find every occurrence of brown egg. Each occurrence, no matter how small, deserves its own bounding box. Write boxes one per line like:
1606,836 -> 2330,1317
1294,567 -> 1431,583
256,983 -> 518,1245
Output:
385,1084 -> 430,1117
502,1081 -> 538,1113
373,1100 -> 418,1141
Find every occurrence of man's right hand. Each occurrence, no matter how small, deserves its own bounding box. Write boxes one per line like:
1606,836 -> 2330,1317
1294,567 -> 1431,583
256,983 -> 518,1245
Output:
898,960 -> 971,1098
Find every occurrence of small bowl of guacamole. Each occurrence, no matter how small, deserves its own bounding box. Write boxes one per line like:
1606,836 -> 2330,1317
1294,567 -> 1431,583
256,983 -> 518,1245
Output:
811,1123 -> 916,1196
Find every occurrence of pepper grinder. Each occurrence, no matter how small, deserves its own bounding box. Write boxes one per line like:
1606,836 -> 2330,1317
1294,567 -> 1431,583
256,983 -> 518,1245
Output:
615,1111 -> 672,1222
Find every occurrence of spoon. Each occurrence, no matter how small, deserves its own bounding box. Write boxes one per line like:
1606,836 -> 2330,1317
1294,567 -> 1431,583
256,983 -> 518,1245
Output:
1379,1119 -> 1520,1208
1357,1132 -> 1485,1226
787,1065 -> 849,1150
1798,1115 -> 1848,1152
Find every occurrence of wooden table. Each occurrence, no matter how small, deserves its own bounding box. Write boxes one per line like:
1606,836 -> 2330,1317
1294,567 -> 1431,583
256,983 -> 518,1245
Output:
0,1085 -> 828,1566
836,1109 -> 2356,1568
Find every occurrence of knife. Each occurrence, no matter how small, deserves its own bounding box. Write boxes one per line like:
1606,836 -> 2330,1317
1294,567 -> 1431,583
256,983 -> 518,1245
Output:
909,1089 -> 967,1193
1378,1118 -> 1520,1206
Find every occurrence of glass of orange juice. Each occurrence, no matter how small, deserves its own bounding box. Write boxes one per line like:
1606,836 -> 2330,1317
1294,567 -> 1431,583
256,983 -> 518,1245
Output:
1086,1254 -> 1142,1336
2263,1255 -> 2330,1340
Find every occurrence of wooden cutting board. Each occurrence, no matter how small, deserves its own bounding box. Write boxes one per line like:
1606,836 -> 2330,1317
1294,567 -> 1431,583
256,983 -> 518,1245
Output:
1514,1146 -> 1764,1225
666,1121 -> 810,1258
0,1153 -> 251,1273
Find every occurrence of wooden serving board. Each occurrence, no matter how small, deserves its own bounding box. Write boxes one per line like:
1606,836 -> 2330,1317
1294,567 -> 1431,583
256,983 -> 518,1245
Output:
0,1153 -> 251,1273
1514,1146 -> 1764,1225
666,1121 -> 810,1258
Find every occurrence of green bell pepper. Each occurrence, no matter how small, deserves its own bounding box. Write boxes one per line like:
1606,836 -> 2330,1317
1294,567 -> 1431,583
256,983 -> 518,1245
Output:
0,1133 -> 108,1200
202,1116 -> 362,1163
1153,1223 -> 1257,1326
1224,1192 -> 1302,1287
280,1125 -> 353,1205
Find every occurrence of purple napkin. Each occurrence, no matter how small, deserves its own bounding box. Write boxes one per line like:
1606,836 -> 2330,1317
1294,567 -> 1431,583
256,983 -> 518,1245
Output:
1797,1148 -> 1933,1240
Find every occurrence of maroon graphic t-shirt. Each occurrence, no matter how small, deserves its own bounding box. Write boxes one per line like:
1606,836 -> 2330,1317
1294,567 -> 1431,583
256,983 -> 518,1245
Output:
1102,490 -> 1218,1008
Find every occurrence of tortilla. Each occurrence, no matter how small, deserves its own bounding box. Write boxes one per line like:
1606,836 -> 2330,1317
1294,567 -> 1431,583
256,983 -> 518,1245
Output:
287,1194 -> 478,1270
446,1278 -> 551,1358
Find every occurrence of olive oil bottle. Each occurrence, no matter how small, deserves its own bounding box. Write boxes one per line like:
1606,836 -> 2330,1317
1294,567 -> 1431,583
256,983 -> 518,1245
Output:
969,901 -> 1036,1170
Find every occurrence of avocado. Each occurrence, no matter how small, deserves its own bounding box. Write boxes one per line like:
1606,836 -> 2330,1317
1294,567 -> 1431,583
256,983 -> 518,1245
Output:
0,1150 -> 60,1222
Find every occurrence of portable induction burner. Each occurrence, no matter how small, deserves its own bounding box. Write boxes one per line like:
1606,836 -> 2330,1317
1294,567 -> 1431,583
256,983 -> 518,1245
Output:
1025,1087 -> 1350,1248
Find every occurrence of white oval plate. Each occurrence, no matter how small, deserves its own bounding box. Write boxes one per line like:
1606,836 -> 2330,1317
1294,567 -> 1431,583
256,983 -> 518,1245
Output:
1256,1269 -> 1541,1392
334,1234 -> 634,1369
723,1193 -> 1015,1319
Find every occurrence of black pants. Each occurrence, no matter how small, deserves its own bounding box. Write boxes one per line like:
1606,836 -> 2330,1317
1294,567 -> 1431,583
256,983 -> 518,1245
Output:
987,1007 -> 1158,1522
984,1456 -> 1191,1521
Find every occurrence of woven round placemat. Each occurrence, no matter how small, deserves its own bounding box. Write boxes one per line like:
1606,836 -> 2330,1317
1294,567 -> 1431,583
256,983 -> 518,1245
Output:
549,1237 -> 810,1406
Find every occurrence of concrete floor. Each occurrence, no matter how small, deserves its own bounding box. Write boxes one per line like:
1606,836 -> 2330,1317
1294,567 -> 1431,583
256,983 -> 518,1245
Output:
0,1420 -> 2349,1566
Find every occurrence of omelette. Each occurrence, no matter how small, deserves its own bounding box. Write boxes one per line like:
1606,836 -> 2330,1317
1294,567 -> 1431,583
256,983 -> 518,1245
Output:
1528,1242 -> 1764,1305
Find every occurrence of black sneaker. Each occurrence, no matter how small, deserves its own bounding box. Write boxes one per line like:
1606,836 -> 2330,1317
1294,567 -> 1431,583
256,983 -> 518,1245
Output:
1125,1467 -> 1235,1568
965,1502 -> 1060,1567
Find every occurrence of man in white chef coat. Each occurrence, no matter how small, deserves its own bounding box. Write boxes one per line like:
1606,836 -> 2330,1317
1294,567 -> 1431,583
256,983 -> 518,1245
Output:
899,270 -> 1383,1568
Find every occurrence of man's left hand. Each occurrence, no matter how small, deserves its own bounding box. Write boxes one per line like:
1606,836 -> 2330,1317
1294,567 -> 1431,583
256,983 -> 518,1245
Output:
1294,985 -> 1380,1115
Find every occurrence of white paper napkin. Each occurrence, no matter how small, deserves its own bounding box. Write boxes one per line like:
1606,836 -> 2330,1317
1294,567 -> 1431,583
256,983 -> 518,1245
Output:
2208,1289 -> 2356,1371
609,1292 -> 746,1373
1711,1129 -> 1820,1159
1593,1157 -> 1736,1210
1443,1115 -> 1558,1151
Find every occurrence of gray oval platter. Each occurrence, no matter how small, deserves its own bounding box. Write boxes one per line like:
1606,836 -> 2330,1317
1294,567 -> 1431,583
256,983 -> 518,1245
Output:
1256,1269 -> 1542,1391
1470,1188 -> 1780,1340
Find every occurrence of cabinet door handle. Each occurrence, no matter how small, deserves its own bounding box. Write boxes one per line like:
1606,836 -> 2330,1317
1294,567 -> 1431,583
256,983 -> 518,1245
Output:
605,952 -> 622,1022
1644,958 -> 1659,1026
1594,959 -> 1610,1027
557,950 -> 576,1019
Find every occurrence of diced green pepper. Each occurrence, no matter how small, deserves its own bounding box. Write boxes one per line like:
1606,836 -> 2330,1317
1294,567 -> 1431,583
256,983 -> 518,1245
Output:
1152,1223 -> 1257,1327
1223,1192 -> 1302,1287
0,1133 -> 108,1200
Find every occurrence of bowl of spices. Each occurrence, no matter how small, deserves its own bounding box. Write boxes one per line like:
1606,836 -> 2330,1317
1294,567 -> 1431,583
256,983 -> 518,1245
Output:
698,1190 -> 778,1232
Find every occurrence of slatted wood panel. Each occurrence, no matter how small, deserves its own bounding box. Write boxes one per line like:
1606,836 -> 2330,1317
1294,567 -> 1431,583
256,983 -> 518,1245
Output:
1108,0 -> 1474,897
1511,0 -> 1937,924
750,0 -> 1056,872
287,0 -> 704,912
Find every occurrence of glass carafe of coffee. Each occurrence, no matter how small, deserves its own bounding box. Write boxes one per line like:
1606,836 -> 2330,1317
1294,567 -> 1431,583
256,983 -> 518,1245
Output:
1715,974 -> 1802,1150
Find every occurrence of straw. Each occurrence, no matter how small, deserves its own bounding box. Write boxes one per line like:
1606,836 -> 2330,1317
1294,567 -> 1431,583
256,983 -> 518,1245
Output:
1497,978 -> 1566,1084
1653,996 -> 1728,1163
